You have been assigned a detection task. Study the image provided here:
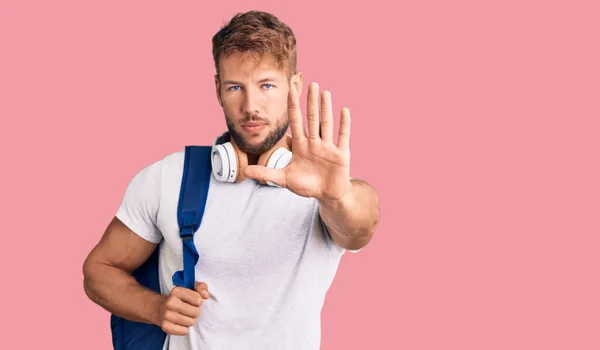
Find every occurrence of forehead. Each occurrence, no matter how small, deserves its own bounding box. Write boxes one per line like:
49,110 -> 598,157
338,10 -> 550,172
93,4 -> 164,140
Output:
219,52 -> 287,80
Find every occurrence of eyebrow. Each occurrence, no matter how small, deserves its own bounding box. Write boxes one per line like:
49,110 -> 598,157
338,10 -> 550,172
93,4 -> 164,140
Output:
221,77 -> 279,85
258,77 -> 278,83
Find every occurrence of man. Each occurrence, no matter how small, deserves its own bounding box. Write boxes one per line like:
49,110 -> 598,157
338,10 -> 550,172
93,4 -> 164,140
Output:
83,10 -> 380,350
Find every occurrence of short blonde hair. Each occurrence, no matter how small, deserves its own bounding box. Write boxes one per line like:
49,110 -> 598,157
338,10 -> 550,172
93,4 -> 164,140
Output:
212,11 -> 297,79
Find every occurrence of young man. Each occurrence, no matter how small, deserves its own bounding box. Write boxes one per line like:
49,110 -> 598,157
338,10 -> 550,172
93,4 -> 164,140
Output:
83,10 -> 380,350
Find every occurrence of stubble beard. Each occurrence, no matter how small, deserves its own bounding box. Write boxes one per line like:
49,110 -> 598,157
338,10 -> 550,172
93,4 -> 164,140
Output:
226,113 -> 290,156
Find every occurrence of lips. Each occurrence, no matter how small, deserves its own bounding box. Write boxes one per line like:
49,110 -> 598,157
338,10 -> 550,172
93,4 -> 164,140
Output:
242,123 -> 266,133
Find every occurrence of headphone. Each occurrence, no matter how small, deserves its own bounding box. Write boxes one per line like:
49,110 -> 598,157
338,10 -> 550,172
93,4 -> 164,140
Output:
211,131 -> 293,187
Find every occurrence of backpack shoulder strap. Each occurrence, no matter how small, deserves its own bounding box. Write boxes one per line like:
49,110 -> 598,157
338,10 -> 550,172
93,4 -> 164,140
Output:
172,145 -> 212,290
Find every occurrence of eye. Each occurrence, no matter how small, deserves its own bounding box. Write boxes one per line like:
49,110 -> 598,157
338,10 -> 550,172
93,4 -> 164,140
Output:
228,85 -> 241,91
263,84 -> 273,89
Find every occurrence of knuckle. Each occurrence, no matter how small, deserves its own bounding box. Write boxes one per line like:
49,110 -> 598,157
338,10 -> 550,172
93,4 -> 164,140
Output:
163,309 -> 175,322
169,299 -> 184,314
184,316 -> 196,327
165,297 -> 178,308
167,325 -> 188,336
161,321 -> 173,333
173,303 -> 185,315
174,322 -> 189,335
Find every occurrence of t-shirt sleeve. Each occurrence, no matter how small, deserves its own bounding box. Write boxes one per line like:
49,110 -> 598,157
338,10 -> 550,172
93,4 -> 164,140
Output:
115,159 -> 163,244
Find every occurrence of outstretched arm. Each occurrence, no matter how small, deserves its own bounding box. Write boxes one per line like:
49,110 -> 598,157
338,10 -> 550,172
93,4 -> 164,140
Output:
244,81 -> 380,250
319,178 -> 380,250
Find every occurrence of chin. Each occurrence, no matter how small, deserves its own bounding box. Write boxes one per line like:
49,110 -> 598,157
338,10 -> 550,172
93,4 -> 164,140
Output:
227,118 -> 287,155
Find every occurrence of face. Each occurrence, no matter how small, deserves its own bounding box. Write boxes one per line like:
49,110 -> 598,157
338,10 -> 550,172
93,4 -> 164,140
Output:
215,52 -> 302,155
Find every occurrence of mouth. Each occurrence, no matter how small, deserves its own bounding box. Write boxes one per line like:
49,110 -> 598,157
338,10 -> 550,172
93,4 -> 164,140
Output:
241,122 -> 267,133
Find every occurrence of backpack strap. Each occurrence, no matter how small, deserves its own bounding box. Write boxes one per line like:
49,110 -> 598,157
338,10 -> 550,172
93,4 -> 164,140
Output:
172,145 -> 212,290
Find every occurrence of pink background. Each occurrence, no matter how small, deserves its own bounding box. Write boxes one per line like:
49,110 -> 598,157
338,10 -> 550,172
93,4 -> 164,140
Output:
2,0 -> 599,349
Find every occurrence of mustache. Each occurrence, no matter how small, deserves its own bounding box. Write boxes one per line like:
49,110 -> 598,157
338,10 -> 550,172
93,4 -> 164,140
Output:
240,114 -> 269,124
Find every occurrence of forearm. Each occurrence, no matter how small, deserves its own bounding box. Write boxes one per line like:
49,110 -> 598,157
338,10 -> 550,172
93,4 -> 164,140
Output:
83,262 -> 165,326
318,179 -> 380,250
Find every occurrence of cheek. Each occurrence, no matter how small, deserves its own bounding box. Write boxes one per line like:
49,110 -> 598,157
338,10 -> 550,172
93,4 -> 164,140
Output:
221,95 -> 241,112
269,97 -> 289,116
265,91 -> 288,110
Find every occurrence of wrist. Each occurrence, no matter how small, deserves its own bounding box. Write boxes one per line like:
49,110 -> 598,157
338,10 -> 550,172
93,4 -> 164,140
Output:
146,291 -> 167,327
318,180 -> 354,210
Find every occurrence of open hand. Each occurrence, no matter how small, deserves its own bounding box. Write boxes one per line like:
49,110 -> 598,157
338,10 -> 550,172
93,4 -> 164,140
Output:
244,82 -> 352,203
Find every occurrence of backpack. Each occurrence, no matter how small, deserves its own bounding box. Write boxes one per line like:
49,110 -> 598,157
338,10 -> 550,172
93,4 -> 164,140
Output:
110,145 -> 213,350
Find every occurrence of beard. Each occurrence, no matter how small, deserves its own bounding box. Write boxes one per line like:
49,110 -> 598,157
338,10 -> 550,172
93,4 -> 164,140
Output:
225,113 -> 290,156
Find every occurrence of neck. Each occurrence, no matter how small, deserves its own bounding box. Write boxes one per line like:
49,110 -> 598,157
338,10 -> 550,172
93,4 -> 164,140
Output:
247,154 -> 260,165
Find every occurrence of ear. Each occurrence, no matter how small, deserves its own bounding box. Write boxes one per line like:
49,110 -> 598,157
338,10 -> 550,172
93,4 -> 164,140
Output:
291,72 -> 303,96
214,74 -> 223,107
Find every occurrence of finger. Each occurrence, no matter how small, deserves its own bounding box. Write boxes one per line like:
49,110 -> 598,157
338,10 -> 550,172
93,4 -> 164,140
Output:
287,80 -> 305,141
307,82 -> 320,140
162,321 -> 191,336
164,309 -> 197,327
243,165 -> 287,188
320,90 -> 333,144
337,107 -> 351,150
167,296 -> 202,318
195,282 -> 210,299
172,287 -> 202,307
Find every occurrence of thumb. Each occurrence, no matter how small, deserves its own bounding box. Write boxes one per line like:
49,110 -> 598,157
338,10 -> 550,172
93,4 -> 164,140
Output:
194,282 -> 210,299
243,165 -> 286,187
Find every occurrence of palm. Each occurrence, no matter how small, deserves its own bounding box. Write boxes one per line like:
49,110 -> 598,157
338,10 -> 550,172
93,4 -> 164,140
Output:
282,140 -> 350,200
245,82 -> 353,202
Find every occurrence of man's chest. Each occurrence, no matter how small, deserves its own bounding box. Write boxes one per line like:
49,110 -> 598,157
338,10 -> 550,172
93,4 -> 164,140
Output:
157,178 -> 320,278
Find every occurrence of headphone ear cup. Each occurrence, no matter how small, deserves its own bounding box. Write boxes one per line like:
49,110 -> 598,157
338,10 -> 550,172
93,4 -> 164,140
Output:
258,147 -> 292,187
230,139 -> 248,182
211,143 -> 234,182
211,132 -> 249,183
266,147 -> 293,170
213,142 -> 248,184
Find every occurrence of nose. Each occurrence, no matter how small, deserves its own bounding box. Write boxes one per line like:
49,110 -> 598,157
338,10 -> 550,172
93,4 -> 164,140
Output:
242,87 -> 259,115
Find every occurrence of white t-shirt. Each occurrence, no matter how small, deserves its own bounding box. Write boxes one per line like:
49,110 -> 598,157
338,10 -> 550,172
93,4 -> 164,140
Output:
115,149 -> 350,350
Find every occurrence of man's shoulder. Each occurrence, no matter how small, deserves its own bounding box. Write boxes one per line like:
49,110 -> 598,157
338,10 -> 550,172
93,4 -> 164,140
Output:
160,148 -> 186,165
160,146 -> 212,165
156,147 -> 215,186
126,147 -> 196,185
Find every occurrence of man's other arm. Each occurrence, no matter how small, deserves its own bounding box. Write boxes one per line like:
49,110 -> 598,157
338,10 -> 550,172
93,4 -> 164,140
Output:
82,217 -> 165,325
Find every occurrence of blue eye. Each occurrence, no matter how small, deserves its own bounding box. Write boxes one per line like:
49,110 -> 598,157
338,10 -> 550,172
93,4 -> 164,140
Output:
229,85 -> 241,91
263,84 -> 273,89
